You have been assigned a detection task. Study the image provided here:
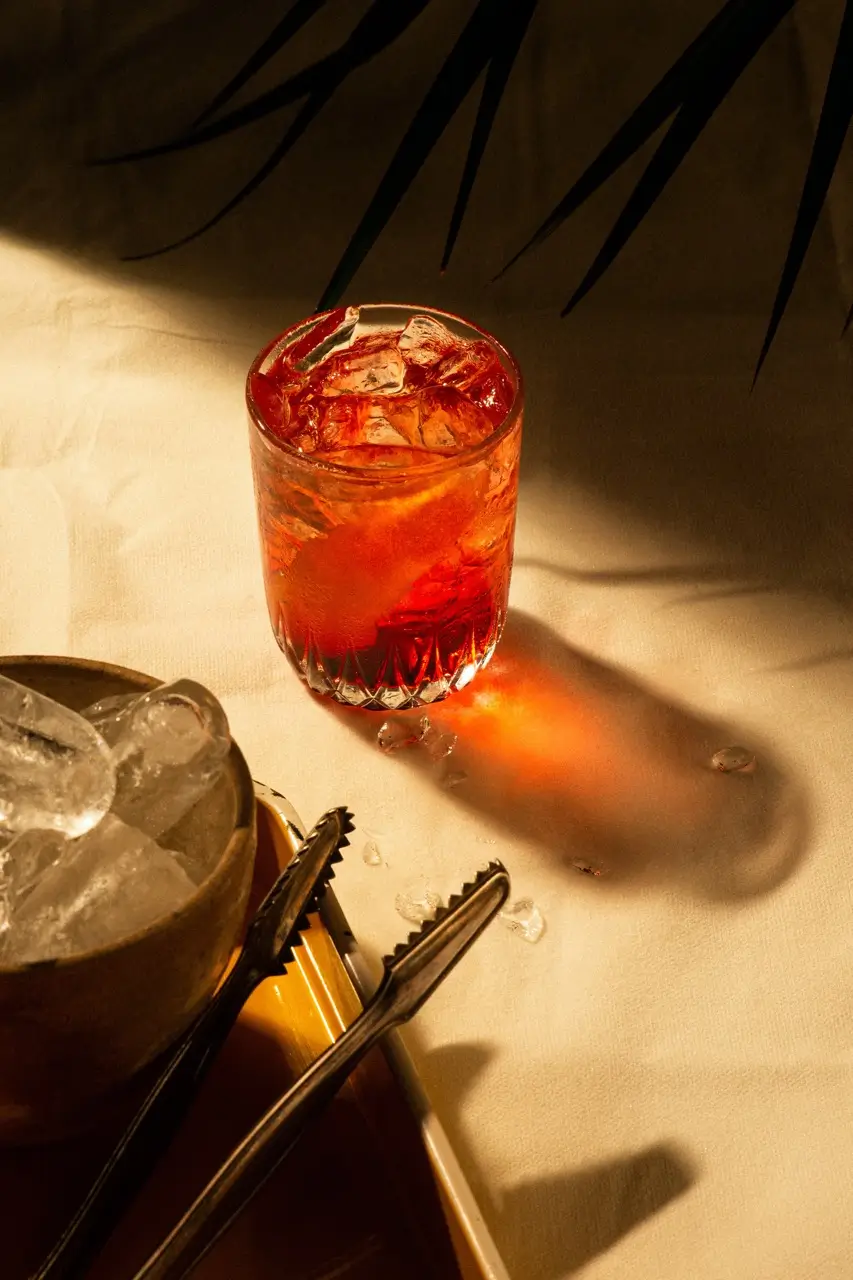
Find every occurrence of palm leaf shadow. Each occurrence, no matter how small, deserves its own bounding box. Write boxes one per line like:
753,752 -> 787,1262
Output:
192,0 -> 333,128
316,0 -> 536,311
753,0 -> 853,379
495,0 -> 755,277
559,0 -> 797,319
101,0 -> 853,375
110,0 -> 434,258
440,0 -> 539,272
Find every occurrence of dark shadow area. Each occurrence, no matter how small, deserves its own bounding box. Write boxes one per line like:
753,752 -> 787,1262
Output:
408,1036 -> 695,1280
516,558 -> 753,588
516,557 -> 799,606
328,610 -> 810,901
0,1020 -> 460,1280
1,0 -> 836,314
765,646 -> 853,673
499,1145 -> 694,1279
406,1038 -> 500,1220
516,544 -> 853,612
510,307 -> 853,615
515,557 -> 853,670
2,1 -> 851,604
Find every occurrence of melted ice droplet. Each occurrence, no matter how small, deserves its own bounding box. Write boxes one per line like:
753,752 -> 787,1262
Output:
712,746 -> 755,774
573,860 -> 604,877
377,719 -> 423,753
362,839 -> 383,867
499,898 -> 545,944
421,721 -> 457,761
441,768 -> 468,790
394,881 -> 442,925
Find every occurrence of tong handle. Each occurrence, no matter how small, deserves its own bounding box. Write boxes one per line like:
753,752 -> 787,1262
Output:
33,948 -> 259,1280
133,1000 -> 390,1280
131,862 -> 510,1280
34,806 -> 351,1280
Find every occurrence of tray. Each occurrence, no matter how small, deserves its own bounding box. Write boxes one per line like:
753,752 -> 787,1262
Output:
0,785 -> 509,1280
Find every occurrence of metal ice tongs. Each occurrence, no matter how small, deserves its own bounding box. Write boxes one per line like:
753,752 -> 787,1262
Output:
34,807 -> 355,1280
130,860 -> 510,1280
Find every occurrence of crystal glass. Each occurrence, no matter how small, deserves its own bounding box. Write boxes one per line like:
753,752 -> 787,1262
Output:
246,303 -> 523,710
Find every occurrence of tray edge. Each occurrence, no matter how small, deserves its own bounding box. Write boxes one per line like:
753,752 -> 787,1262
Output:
252,782 -> 511,1280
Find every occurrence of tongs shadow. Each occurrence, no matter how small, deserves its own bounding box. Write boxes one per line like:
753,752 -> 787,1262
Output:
131,859 -> 510,1280
33,806 -> 354,1280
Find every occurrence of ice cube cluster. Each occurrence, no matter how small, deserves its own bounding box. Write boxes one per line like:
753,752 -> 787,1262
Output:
252,307 -> 514,460
0,676 -> 231,966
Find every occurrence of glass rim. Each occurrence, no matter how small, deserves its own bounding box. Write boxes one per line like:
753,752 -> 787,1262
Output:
245,302 -> 524,480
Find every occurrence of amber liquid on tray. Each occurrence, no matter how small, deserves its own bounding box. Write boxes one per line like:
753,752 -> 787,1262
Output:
248,307 -> 522,710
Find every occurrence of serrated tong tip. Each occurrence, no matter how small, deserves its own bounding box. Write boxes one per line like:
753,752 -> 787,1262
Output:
385,860 -> 510,962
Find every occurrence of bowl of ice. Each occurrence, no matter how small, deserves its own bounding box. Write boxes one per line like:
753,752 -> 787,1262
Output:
0,657 -> 256,1145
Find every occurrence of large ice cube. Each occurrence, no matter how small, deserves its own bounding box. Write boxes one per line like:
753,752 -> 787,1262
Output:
313,386 -> 494,456
398,315 -> 456,368
290,305 -> 360,371
414,386 -> 495,450
319,335 -> 406,396
82,691 -> 138,744
311,397 -> 358,451
0,675 -> 115,840
0,828 -> 66,912
362,408 -> 410,447
2,814 -> 196,964
436,340 -> 514,424
83,679 -> 231,841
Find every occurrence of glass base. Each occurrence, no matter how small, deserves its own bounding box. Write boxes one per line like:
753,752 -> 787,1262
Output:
276,629 -> 500,711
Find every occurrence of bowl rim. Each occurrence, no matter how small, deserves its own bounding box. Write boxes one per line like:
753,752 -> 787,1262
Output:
0,655 -> 255,977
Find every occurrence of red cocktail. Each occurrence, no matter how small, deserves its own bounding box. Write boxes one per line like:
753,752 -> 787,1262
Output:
247,304 -> 523,710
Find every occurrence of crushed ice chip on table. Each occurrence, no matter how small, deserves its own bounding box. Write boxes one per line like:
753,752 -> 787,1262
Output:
0,677 -> 232,965
362,839 -> 384,867
572,860 -> 604,877
395,881 -> 442,925
377,715 -> 458,763
440,768 -> 468,790
0,674 -> 115,840
420,718 -> 457,761
711,745 -> 756,774
499,898 -> 546,944
377,719 -> 424,753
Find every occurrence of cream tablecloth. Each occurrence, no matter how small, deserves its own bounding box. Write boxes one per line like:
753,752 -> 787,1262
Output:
3,2 -> 853,1276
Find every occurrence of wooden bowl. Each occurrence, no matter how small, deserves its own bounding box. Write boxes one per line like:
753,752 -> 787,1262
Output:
0,656 -> 256,1146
